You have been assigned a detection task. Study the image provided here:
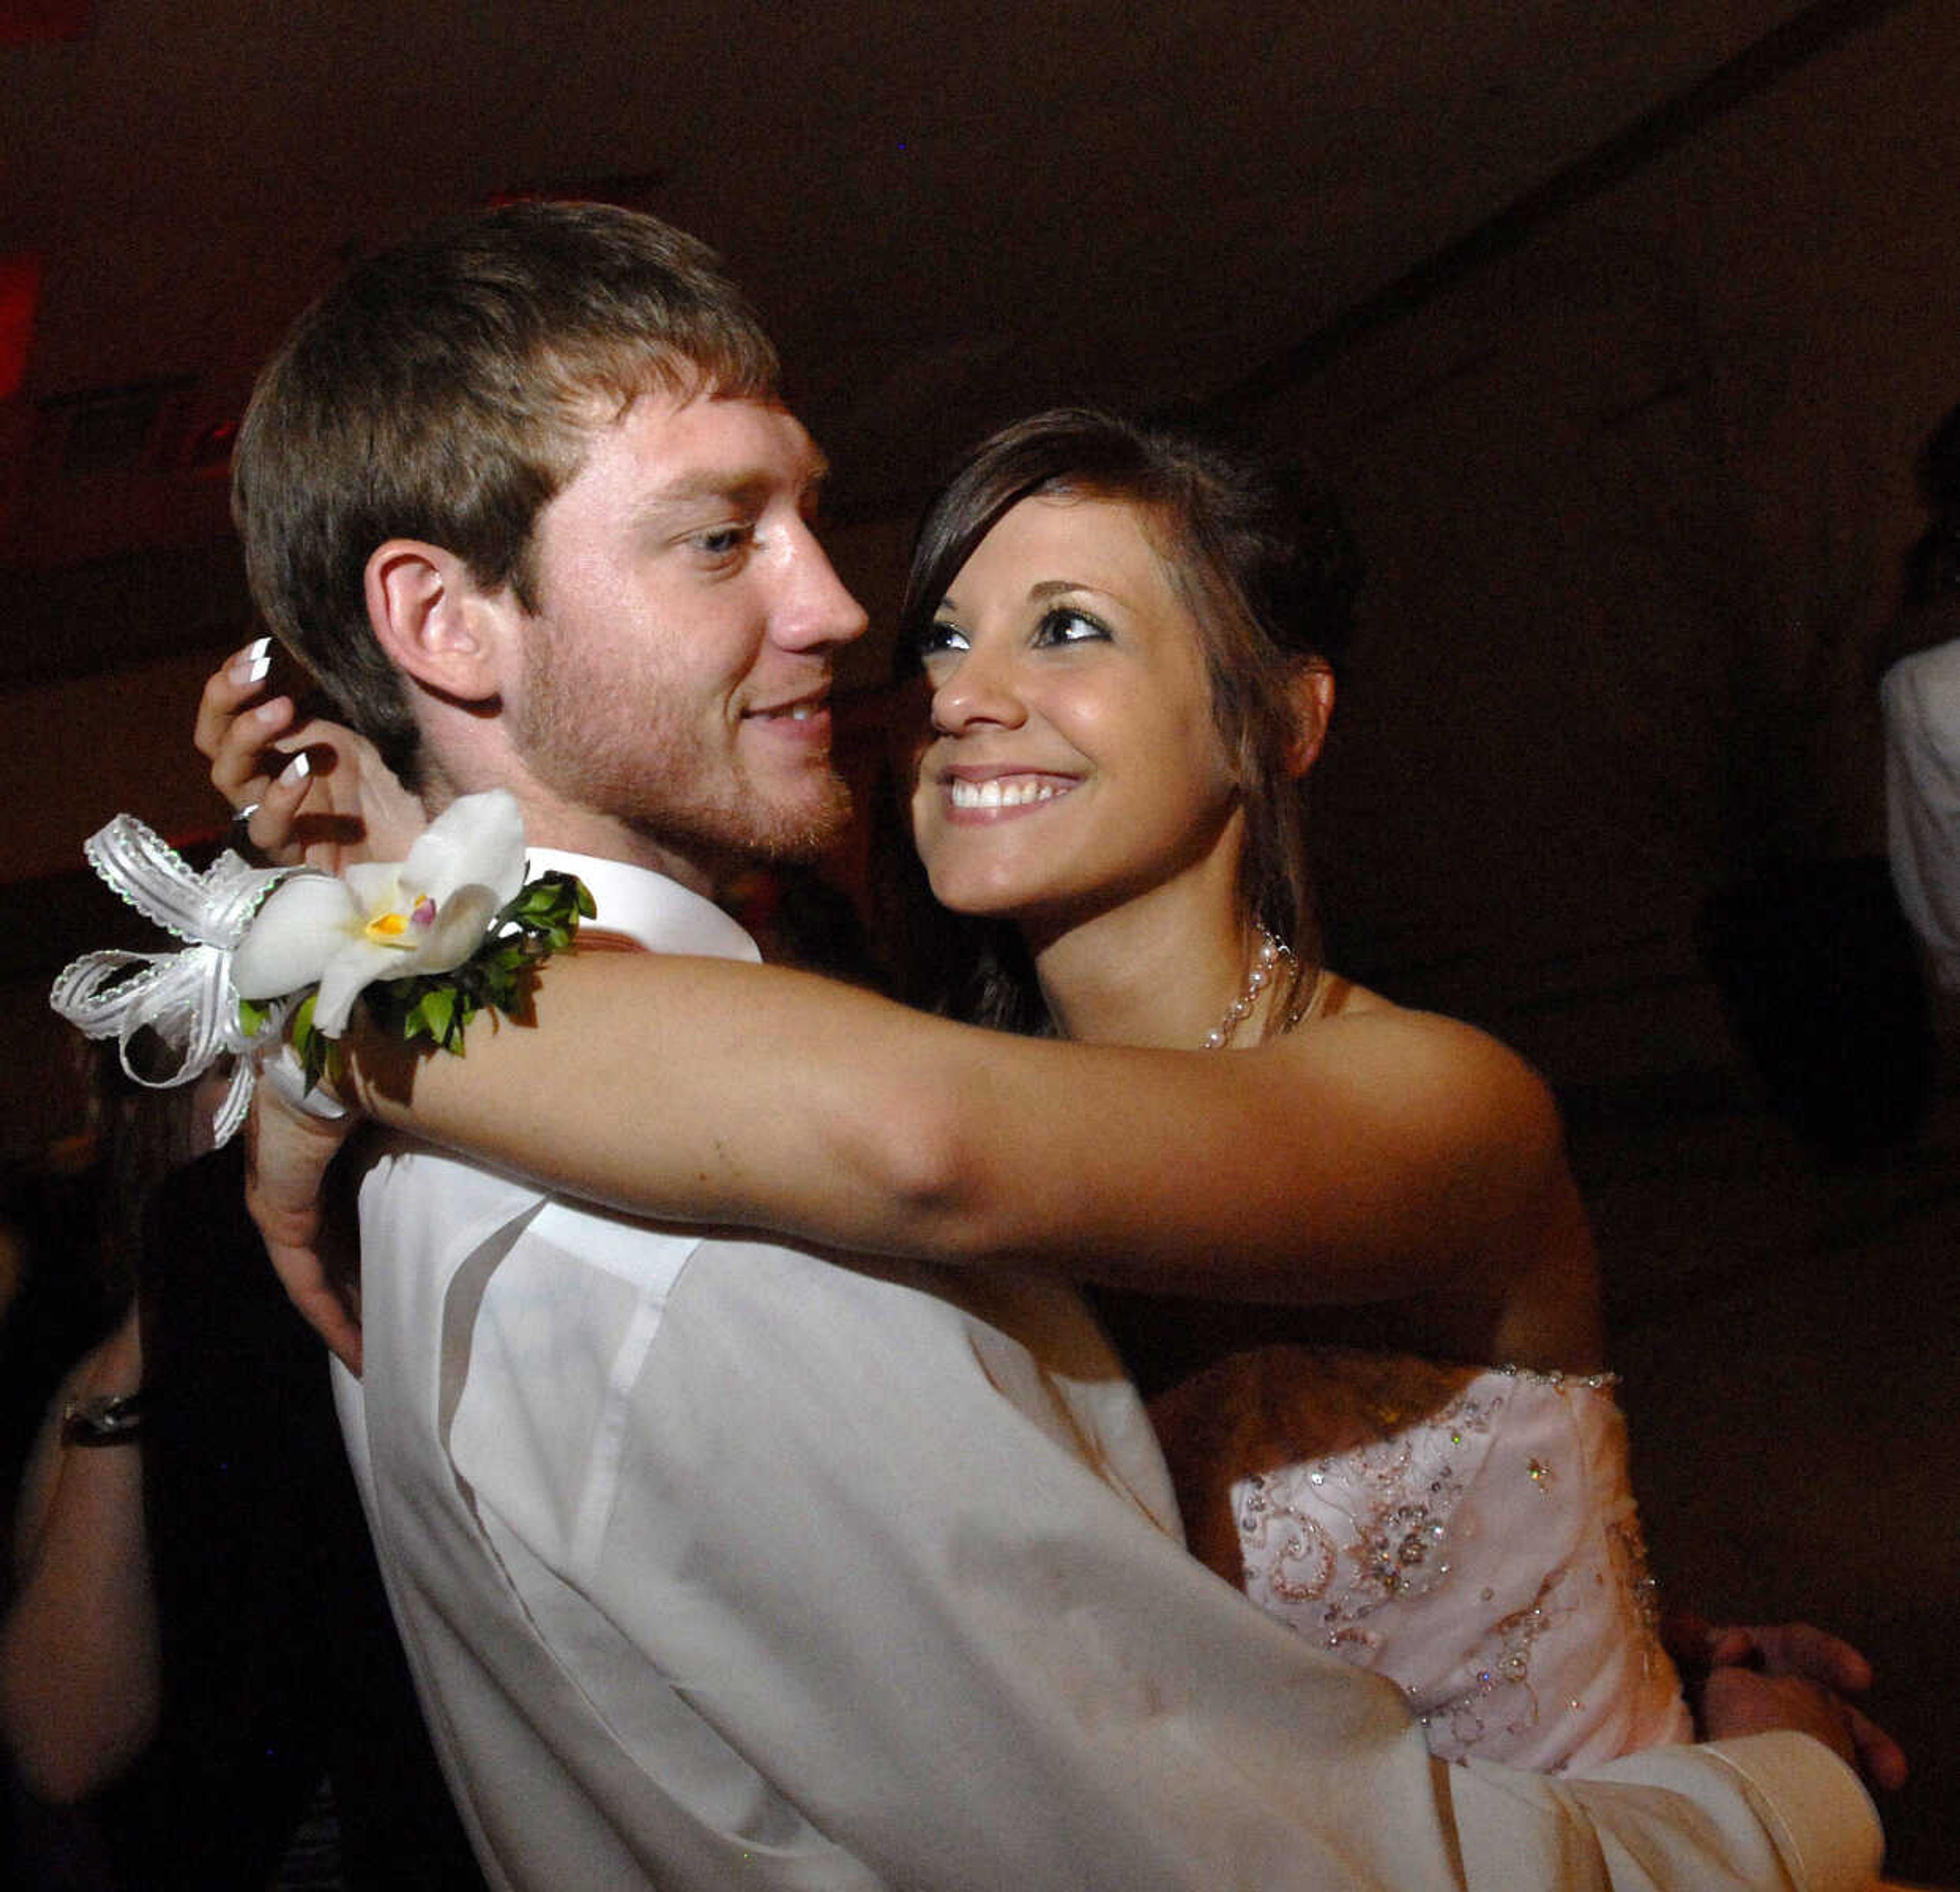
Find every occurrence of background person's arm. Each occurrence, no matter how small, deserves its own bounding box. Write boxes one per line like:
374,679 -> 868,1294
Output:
0,1308 -> 160,1802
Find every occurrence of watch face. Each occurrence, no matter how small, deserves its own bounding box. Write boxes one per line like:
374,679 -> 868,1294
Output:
61,1389 -> 150,1445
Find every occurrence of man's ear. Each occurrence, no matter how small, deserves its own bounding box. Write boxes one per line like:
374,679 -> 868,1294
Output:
1282,658 -> 1336,779
364,539 -> 511,705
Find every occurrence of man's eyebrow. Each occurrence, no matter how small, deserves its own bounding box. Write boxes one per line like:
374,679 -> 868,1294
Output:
639,472 -> 770,514
636,460 -> 832,518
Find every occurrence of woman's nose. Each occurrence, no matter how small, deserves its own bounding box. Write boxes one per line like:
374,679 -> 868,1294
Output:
929,645 -> 1025,735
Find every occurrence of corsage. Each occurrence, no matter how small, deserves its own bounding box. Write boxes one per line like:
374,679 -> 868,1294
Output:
51,789 -> 592,1145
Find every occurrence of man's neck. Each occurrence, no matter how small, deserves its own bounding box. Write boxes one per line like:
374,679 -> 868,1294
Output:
420,774 -> 723,898
522,808 -> 722,897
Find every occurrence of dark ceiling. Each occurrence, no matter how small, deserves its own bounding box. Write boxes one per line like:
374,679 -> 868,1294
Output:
0,0 -> 1909,686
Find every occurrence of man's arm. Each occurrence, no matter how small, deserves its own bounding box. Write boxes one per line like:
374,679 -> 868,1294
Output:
552,1246 -> 1884,1892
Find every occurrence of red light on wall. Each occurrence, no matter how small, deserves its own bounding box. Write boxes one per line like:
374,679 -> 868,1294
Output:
0,254 -> 42,401
0,2 -> 91,48
187,417 -> 237,474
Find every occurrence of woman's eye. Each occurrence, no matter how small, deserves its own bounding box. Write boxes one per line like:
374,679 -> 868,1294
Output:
1035,607 -> 1108,647
908,620 -> 969,667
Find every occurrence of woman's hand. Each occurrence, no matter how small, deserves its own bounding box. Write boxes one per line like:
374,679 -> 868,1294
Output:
1707,1620 -> 1908,1790
243,1075 -> 367,1375
1669,1611 -> 1907,1790
195,640 -> 425,871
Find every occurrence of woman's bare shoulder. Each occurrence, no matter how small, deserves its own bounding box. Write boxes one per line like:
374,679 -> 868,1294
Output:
1284,975 -> 1564,1148
1304,973 -> 1531,1058
1293,974 -> 1599,1366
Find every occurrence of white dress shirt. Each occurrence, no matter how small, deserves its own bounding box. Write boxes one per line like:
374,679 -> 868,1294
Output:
1884,637 -> 1960,984
335,850 -> 1880,1891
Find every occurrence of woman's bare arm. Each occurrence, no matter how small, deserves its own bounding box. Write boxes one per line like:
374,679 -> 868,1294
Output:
339,947 -> 1590,1326
194,664 -> 1590,1341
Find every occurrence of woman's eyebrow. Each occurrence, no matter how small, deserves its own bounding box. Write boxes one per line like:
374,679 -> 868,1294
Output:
1027,576 -> 1121,606
935,575 -> 1112,618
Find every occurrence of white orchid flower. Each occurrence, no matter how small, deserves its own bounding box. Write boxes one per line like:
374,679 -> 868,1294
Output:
232,790 -> 528,1038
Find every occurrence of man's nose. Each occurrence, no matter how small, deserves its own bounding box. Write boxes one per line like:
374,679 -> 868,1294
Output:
775,529 -> 868,653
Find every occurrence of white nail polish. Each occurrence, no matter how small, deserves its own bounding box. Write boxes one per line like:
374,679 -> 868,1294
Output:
278,751 -> 310,787
231,635 -> 273,685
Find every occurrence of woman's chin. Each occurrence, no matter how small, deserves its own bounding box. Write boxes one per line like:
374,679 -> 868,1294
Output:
924,861 -> 1039,925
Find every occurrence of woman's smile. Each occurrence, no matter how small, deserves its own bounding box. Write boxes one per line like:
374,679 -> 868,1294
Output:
941,771 -> 1077,815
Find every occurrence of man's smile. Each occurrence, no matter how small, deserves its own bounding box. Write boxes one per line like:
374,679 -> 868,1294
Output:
742,691 -> 832,741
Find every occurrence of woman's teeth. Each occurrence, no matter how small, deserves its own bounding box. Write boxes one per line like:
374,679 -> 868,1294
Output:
948,777 -> 1064,810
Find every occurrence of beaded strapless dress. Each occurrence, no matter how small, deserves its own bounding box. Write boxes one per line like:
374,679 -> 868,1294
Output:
1150,1346 -> 1692,1771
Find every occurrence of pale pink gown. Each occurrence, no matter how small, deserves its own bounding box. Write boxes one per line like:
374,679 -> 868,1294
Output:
1151,1346 -> 1693,1771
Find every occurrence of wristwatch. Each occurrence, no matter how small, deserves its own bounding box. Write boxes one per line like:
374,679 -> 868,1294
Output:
60,1390 -> 152,1448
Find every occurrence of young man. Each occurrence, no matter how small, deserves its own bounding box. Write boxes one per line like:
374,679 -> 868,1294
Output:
218,202 -> 1881,1888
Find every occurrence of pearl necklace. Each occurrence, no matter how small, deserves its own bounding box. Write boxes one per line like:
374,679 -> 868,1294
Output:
1204,925 -> 1292,1049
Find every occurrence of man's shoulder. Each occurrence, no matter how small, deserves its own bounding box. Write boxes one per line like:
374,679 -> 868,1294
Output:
523,848 -> 762,961
360,1135 -> 732,1311
362,1135 -> 670,1245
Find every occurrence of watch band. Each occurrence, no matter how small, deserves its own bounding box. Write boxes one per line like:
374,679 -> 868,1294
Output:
60,1389 -> 152,1448
263,1042 -> 351,1120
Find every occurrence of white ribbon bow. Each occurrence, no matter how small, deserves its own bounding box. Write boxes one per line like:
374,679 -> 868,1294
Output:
50,815 -> 306,1146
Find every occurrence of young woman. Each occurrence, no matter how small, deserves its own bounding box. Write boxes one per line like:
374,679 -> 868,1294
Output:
202,410 -> 1885,1779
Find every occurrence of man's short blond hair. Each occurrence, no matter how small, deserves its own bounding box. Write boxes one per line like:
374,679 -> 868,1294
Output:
232,201 -> 779,784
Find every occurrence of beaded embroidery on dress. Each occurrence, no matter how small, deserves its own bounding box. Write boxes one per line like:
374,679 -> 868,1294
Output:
1150,1346 -> 1692,1771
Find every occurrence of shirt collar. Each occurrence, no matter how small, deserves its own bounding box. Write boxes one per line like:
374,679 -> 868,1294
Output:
524,848 -> 762,964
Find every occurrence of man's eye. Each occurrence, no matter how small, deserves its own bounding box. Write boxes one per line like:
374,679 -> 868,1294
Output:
690,526 -> 751,559
1035,607 -> 1108,646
